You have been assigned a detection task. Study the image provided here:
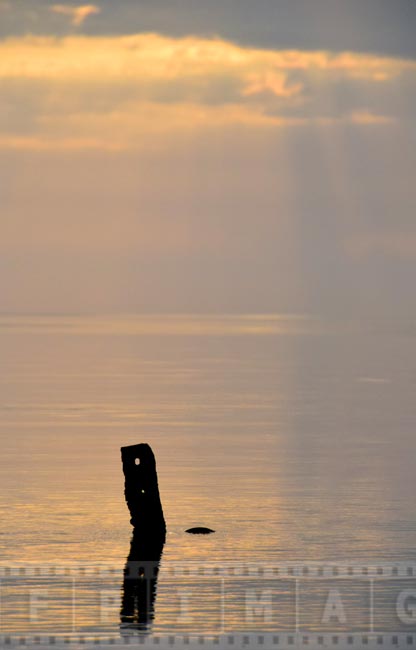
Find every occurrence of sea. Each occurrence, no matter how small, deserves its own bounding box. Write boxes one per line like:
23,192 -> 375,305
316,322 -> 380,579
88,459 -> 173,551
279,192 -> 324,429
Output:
1,313 -> 416,648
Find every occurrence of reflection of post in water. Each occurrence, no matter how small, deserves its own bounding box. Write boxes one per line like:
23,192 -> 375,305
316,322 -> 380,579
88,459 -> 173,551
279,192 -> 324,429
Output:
120,443 -> 166,634
120,527 -> 165,633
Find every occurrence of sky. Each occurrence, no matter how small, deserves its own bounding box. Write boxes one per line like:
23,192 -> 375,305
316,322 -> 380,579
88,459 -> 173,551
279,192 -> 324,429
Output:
1,1 -> 415,316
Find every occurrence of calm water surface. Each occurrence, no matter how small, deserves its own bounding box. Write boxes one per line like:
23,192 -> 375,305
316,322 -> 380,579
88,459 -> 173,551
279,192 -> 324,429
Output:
1,314 -> 415,640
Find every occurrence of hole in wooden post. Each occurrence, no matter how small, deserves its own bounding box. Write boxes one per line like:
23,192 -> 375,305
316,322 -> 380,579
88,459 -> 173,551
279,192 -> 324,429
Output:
135,458 -> 140,465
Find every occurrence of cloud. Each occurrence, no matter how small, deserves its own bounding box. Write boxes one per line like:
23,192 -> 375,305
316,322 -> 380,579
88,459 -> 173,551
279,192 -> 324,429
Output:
243,71 -> 303,98
0,33 -> 414,150
348,110 -> 395,125
2,1 -> 415,62
51,4 -> 100,26
0,34 -> 411,82
0,134 -> 118,151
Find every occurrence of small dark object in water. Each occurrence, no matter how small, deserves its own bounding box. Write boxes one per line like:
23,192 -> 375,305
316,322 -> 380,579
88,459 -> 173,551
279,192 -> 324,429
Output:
185,527 -> 215,534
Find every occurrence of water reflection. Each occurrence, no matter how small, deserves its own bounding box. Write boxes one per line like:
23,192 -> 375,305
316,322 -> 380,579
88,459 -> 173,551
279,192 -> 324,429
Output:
120,527 -> 165,635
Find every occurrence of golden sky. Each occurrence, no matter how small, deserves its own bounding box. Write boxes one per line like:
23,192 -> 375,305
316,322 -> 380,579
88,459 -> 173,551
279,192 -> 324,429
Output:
1,2 -> 415,315
0,33 -> 413,150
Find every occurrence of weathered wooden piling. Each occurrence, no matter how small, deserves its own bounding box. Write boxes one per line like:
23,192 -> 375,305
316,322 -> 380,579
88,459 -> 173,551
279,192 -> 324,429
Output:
121,443 -> 166,533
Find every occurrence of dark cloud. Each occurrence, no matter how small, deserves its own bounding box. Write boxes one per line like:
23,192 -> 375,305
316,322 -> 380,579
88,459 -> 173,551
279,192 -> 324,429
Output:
1,0 -> 415,60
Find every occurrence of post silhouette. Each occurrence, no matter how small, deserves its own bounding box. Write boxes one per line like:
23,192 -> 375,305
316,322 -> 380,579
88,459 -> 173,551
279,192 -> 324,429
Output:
121,443 -> 166,533
120,443 -> 166,634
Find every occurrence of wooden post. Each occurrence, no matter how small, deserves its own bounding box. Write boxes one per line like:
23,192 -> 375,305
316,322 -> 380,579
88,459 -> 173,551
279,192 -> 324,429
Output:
121,443 -> 166,534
